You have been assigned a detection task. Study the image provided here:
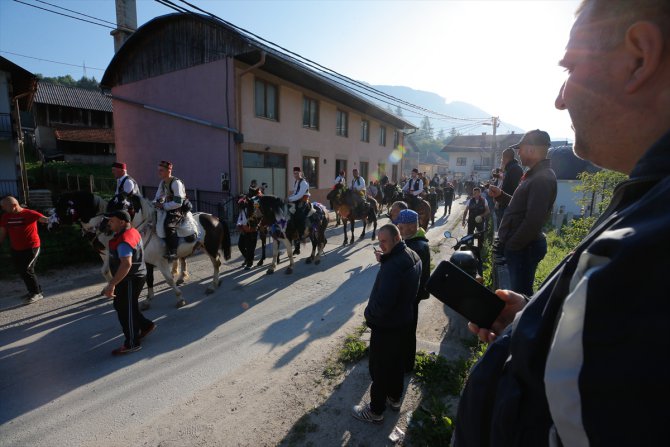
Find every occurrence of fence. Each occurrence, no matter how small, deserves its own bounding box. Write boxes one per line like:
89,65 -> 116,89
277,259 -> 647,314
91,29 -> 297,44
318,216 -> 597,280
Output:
0,179 -> 20,197
42,166 -> 117,198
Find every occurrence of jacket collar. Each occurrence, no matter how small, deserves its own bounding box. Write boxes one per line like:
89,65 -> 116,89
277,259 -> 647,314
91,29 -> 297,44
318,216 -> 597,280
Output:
380,240 -> 407,263
629,128 -> 670,179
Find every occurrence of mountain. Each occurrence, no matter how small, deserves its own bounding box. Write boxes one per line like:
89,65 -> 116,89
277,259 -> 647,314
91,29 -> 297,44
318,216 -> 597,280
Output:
370,85 -> 525,136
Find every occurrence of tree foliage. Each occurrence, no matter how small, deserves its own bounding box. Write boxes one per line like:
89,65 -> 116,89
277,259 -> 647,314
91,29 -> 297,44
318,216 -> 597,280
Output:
35,74 -> 100,90
573,170 -> 627,216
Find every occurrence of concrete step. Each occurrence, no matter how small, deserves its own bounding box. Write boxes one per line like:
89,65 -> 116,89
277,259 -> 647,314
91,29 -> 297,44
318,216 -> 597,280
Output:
28,189 -> 53,210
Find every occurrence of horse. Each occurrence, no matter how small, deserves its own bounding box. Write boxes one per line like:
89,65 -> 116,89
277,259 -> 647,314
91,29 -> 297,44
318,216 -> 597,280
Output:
425,189 -> 438,225
254,195 -> 328,274
50,191 -> 231,308
331,188 -> 378,245
382,183 -> 403,215
401,193 -> 432,230
236,194 -> 278,270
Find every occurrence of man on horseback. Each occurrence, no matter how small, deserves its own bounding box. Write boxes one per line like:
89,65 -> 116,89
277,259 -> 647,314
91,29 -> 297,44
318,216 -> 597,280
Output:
402,168 -> 423,209
351,168 -> 369,215
288,166 -> 310,255
99,162 -> 142,231
154,160 -> 187,262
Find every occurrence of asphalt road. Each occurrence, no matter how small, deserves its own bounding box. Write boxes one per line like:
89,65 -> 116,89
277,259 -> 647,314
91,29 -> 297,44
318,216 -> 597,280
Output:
0,201 -> 466,446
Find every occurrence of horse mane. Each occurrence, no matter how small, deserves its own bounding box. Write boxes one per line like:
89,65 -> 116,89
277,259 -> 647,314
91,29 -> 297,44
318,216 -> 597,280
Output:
56,191 -> 105,223
258,195 -> 285,220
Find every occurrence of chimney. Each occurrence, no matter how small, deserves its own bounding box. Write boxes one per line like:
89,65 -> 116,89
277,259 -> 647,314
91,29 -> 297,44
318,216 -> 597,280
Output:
111,0 -> 137,53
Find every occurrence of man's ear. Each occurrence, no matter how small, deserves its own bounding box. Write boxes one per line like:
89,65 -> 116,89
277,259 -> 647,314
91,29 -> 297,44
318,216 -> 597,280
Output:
624,21 -> 664,93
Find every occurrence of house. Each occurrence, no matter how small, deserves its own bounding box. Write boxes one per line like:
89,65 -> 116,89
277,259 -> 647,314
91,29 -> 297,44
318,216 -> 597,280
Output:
31,81 -> 115,164
100,13 -> 415,205
401,150 -> 449,179
0,56 -> 36,203
442,132 -> 523,182
547,144 -> 600,222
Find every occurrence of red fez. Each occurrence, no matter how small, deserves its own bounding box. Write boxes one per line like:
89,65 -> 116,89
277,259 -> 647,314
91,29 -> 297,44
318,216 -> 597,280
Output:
112,162 -> 126,170
159,160 -> 173,169
293,167 -> 301,172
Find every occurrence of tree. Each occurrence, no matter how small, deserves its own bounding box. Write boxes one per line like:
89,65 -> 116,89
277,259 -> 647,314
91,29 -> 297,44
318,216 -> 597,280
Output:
419,116 -> 434,139
35,74 -> 100,90
573,170 -> 627,216
436,128 -> 446,141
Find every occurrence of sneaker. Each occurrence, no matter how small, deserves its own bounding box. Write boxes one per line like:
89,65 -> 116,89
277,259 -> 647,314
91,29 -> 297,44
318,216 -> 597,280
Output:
24,293 -> 44,304
352,403 -> 383,424
139,323 -> 156,340
387,397 -> 402,411
111,345 -> 142,356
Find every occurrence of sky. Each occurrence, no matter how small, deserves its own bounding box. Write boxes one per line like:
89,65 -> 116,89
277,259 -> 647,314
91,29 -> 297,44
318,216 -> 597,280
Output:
0,0 -> 580,141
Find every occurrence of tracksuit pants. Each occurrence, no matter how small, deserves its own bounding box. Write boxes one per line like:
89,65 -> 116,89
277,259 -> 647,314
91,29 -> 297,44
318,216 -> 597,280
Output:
368,325 -> 409,414
113,276 -> 153,349
11,247 -> 41,295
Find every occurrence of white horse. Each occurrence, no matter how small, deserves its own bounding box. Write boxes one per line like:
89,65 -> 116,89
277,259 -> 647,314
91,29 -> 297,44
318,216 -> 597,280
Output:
51,191 -> 231,308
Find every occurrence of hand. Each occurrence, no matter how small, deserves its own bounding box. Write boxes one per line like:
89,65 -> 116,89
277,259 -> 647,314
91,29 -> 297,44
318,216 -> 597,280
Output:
155,202 -> 164,210
373,248 -> 382,262
467,289 -> 526,343
489,185 -> 501,198
103,283 -> 116,298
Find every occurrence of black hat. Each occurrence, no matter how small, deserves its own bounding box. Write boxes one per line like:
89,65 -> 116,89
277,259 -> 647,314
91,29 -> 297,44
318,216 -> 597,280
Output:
510,129 -> 551,149
105,210 -> 131,222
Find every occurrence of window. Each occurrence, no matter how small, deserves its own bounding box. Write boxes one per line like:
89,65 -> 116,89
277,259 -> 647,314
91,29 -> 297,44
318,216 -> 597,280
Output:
359,162 -> 369,181
302,156 -> 318,187
379,126 -> 386,146
335,159 -> 347,178
481,157 -> 492,167
457,157 -> 467,166
254,79 -> 278,120
303,97 -> 319,129
360,120 -> 370,142
336,110 -> 348,137
393,130 -> 400,148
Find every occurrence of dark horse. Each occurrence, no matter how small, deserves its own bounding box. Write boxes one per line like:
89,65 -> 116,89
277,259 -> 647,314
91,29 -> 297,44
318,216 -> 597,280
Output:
402,193 -> 432,230
254,195 -> 328,274
382,183 -> 403,215
329,187 -> 378,245
236,194 -> 282,269
51,191 -> 231,308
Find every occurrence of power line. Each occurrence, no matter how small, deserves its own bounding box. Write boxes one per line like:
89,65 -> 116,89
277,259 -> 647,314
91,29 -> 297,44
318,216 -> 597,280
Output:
32,0 -> 134,31
159,0 -> 488,123
0,50 -> 106,72
12,0 -> 132,32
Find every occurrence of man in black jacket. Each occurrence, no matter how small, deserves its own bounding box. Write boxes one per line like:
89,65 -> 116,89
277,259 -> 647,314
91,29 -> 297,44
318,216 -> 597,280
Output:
455,1 -> 670,445
494,147 -> 523,222
396,209 -> 430,373
352,224 -> 421,424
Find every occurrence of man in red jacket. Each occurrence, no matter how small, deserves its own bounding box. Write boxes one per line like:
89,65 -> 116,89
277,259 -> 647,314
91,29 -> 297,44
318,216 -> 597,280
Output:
0,196 -> 48,304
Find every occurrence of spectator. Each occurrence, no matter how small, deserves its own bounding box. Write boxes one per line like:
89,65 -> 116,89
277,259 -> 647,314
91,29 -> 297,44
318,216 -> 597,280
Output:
489,129 -> 557,296
462,187 -> 490,246
0,196 -> 48,304
352,224 -> 421,423
495,147 -> 524,222
455,1 -> 670,445
102,210 -> 155,355
395,209 -> 430,373
442,182 -> 455,217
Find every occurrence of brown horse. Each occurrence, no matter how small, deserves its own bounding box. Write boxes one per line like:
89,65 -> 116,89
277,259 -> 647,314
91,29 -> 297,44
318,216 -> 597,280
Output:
402,193 -> 432,230
330,187 -> 378,245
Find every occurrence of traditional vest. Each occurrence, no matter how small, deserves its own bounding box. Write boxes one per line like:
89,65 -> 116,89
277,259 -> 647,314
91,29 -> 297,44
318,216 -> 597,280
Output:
467,198 -> 486,224
109,227 -> 146,278
409,178 -> 421,191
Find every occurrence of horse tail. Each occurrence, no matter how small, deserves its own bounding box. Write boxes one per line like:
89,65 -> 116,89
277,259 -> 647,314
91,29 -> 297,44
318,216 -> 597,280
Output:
221,220 -> 232,260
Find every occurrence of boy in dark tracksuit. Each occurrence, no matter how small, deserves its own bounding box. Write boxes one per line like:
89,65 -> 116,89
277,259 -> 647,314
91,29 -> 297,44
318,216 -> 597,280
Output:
102,210 -> 155,355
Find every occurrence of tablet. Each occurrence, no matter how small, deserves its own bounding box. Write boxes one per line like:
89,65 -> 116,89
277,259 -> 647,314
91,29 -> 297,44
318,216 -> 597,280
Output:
426,260 -> 504,329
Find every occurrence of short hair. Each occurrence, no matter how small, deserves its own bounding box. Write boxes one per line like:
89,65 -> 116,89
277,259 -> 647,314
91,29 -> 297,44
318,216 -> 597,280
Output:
391,201 -> 408,211
473,187 -> 481,193
577,0 -> 670,49
502,147 -> 516,160
379,223 -> 400,239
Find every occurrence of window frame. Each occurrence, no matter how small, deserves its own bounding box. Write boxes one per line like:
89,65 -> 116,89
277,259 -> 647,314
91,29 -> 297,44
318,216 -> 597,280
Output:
254,78 -> 279,121
336,110 -> 348,137
302,155 -> 319,188
379,126 -> 386,146
302,96 -> 319,130
360,119 -> 370,143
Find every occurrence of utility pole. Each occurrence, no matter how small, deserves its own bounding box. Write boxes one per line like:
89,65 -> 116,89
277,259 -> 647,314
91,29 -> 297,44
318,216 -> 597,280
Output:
491,116 -> 499,168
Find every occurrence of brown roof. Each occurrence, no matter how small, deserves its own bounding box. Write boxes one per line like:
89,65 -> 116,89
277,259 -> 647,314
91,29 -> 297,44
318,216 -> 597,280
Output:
34,81 -> 112,112
54,128 -> 114,144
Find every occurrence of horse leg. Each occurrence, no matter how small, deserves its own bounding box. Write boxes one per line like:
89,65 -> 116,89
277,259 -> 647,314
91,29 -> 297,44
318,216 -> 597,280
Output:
181,257 -> 190,282
342,219 -> 349,245
349,218 -> 355,244
175,257 -> 187,285
359,218 -> 367,240
146,263 -> 155,302
284,238 -> 294,274
205,253 -> 220,294
306,234 -> 315,264
267,238 -> 279,274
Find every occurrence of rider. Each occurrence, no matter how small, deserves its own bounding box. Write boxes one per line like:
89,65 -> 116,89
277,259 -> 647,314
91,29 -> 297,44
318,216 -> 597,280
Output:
402,168 -> 423,209
100,162 -> 142,231
350,168 -> 368,215
247,179 -> 260,198
331,170 -> 346,225
154,160 -> 187,262
288,166 -> 310,254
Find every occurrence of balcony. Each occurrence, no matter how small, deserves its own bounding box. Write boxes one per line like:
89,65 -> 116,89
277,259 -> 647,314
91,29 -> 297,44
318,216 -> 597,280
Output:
474,164 -> 493,171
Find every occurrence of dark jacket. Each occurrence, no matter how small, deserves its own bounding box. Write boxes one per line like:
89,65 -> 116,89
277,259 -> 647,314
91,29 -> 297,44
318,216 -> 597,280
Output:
405,229 -> 430,302
454,129 -> 670,447
497,159 -> 557,251
501,159 -> 523,197
365,241 -> 421,329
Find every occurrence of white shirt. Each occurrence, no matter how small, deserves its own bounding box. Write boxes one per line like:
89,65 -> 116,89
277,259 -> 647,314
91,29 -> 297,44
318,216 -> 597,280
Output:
115,174 -> 137,195
154,177 -> 186,211
402,177 -> 424,196
351,176 -> 366,192
288,177 -> 310,202
334,175 -> 346,186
